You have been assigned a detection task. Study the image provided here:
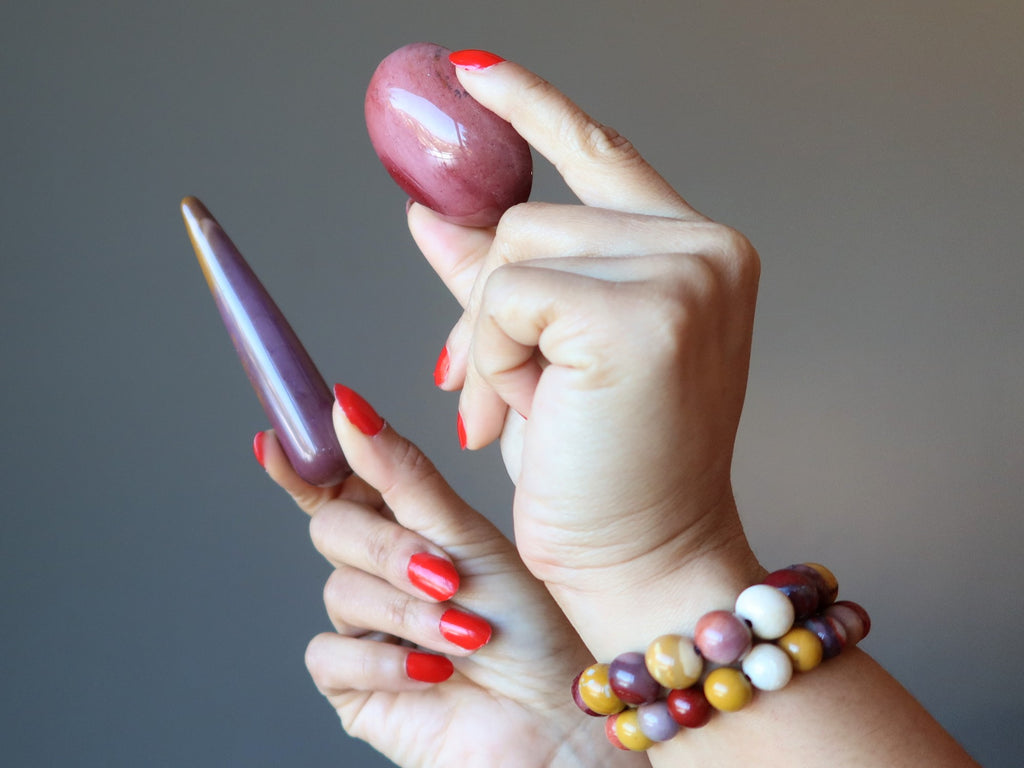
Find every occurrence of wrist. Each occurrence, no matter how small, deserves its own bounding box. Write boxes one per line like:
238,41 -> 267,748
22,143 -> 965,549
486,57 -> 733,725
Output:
547,491 -> 765,659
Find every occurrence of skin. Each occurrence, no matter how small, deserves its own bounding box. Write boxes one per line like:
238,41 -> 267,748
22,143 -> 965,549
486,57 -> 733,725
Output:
260,55 -> 979,767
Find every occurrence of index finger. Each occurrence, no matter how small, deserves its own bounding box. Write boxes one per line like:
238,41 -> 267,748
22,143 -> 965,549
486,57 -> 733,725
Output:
450,50 -> 705,221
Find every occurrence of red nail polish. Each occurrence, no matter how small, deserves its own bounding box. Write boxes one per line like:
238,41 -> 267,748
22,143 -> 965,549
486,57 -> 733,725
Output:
333,384 -> 385,436
433,345 -> 450,388
456,412 -> 467,450
406,651 -> 454,683
252,431 -> 266,467
408,553 -> 460,601
449,49 -> 505,70
440,608 -> 493,651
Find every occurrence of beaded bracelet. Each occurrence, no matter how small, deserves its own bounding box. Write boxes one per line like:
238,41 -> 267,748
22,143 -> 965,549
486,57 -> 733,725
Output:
570,563 -> 871,752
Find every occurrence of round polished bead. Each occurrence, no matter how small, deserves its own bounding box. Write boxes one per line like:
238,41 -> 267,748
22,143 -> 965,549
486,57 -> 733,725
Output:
704,667 -> 753,712
800,562 -> 839,604
666,686 -> 713,728
638,700 -> 681,742
830,600 -> 871,643
609,651 -> 661,705
645,634 -> 703,689
735,584 -> 795,639
777,627 -> 824,672
803,615 -> 846,660
605,713 -> 627,751
741,642 -> 794,691
763,568 -> 821,619
610,709 -> 655,751
577,663 -> 626,715
694,610 -> 752,664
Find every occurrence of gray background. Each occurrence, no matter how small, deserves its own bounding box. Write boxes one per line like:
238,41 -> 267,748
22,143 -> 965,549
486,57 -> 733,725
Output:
2,1 -> 1021,765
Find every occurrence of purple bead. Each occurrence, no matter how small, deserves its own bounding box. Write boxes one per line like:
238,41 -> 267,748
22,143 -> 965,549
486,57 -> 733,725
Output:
608,652 -> 661,705
365,43 -> 532,227
803,615 -> 846,660
694,610 -> 752,664
637,701 -> 681,742
763,568 -> 820,619
182,198 -> 350,487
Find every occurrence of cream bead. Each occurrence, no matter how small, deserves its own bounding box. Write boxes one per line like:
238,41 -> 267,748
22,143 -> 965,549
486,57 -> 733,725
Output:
735,584 -> 795,639
741,642 -> 793,691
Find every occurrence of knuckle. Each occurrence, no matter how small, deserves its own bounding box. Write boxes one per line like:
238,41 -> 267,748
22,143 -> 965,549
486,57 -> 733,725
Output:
578,120 -> 638,164
383,594 -> 411,629
362,523 -> 402,575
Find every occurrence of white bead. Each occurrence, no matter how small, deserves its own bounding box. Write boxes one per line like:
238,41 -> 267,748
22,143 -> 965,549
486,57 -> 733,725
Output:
741,643 -> 794,691
735,584 -> 795,639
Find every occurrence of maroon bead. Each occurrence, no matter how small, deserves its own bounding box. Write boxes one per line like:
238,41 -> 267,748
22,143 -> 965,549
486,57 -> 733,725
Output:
763,568 -> 820,619
666,686 -> 713,728
570,671 -> 599,716
803,615 -> 846,660
694,610 -> 752,664
608,651 -> 661,705
833,600 -> 871,641
789,563 -> 838,606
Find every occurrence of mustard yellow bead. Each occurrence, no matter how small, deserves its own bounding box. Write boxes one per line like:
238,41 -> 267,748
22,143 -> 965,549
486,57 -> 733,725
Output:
646,634 -> 703,689
613,708 -> 655,751
703,667 -> 753,712
578,663 -> 626,715
803,562 -> 839,603
777,627 -> 824,672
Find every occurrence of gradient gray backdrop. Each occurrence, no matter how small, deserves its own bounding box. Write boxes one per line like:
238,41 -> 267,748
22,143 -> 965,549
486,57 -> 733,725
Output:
2,1 -> 1021,765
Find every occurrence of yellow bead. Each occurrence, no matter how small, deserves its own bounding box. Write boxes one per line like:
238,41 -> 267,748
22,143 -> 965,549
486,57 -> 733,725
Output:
703,667 -> 753,712
614,709 -> 655,751
777,627 -> 824,672
578,663 -> 625,715
646,634 -> 703,689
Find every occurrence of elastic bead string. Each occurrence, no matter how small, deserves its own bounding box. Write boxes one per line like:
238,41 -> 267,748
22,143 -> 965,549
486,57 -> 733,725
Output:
570,563 -> 871,752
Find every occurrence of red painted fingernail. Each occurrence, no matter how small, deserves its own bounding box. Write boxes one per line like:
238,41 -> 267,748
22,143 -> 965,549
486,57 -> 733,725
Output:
408,553 -> 460,601
433,345 -> 450,388
252,431 -> 266,467
333,384 -> 385,436
440,608 -> 493,651
456,412 -> 467,450
449,49 -> 505,70
406,651 -> 454,683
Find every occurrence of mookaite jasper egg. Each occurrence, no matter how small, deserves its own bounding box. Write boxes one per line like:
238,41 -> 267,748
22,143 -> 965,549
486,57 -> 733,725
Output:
365,42 -> 532,226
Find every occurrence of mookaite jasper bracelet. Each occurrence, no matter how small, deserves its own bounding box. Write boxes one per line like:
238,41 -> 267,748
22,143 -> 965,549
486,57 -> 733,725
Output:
571,563 -> 871,751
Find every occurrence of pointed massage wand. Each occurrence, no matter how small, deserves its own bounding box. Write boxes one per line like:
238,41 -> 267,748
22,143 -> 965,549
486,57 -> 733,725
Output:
182,196 -> 351,486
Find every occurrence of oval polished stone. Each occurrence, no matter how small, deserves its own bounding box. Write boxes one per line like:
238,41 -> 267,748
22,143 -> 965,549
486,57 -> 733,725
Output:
637,701 -> 681,742
609,651 -> 661,705
791,562 -> 839,605
645,634 -> 703,689
609,709 -> 654,752
741,642 -> 793,691
694,610 -> 752,664
803,615 -> 846,660
365,42 -> 532,227
830,600 -> 871,643
735,584 -> 795,640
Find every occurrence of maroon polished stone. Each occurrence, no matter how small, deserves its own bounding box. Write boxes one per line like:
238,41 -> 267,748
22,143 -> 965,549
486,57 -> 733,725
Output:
608,651 -> 661,705
365,42 -> 532,227
763,568 -> 821,619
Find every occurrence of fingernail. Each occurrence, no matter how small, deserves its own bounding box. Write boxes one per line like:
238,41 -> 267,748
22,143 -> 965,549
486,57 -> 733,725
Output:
433,345 -> 450,388
252,431 -> 266,467
333,384 -> 385,436
449,49 -> 505,70
440,608 -> 493,651
408,553 -> 460,601
457,412 -> 467,450
406,651 -> 454,683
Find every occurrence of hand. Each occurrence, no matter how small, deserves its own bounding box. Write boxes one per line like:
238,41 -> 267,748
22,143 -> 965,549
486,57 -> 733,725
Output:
410,54 -> 764,654
257,385 -> 645,767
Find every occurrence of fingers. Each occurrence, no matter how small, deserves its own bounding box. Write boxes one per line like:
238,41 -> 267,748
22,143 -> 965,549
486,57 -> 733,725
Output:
452,56 -> 703,220
306,633 -> 455,694
323,566 -> 492,655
